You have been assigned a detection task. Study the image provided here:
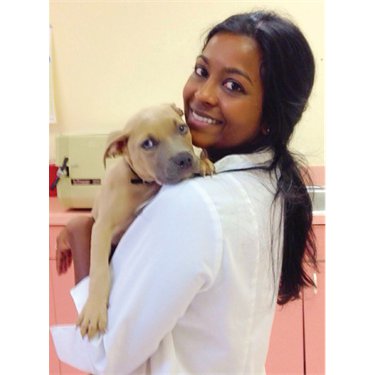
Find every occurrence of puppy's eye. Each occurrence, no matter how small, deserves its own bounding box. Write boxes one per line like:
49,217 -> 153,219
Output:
141,138 -> 158,150
178,124 -> 189,135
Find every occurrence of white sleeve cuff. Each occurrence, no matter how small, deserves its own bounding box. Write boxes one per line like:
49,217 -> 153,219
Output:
50,324 -> 106,374
51,276 -> 106,374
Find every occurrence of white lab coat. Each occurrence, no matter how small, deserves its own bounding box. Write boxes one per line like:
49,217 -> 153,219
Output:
51,149 -> 284,375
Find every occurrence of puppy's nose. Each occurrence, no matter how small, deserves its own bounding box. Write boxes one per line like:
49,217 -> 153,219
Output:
172,152 -> 193,170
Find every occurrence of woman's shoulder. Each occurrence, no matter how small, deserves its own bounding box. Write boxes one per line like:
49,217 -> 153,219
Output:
140,176 -> 228,235
147,149 -> 279,221
131,176 -> 224,267
151,176 -> 219,216
151,171 -> 253,217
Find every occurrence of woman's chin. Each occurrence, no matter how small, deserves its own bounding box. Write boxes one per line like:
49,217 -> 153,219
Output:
191,132 -> 213,149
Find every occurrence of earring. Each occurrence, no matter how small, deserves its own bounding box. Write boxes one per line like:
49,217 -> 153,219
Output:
262,127 -> 271,135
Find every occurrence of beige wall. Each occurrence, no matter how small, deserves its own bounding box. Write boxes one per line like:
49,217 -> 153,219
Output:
49,0 -> 324,165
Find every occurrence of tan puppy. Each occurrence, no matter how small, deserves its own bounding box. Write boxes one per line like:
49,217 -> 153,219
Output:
77,103 -> 214,339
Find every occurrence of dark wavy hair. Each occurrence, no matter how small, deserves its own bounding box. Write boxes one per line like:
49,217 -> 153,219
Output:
204,11 -> 318,305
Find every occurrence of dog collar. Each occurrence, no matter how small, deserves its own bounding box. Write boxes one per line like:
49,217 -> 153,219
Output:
130,177 -> 154,185
128,164 -> 154,185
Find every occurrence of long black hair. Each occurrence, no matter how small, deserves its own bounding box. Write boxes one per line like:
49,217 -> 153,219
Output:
204,11 -> 318,305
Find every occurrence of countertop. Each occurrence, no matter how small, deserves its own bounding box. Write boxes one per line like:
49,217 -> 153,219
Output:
49,197 -> 91,226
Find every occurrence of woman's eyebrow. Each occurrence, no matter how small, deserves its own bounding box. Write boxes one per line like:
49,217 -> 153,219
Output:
197,54 -> 254,86
197,54 -> 209,64
224,67 -> 254,86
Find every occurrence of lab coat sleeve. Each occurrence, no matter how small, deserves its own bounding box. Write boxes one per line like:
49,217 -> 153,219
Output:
50,275 -> 108,374
50,324 -> 106,374
51,180 -> 223,374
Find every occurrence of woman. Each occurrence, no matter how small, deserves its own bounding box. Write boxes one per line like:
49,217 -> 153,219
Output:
52,10 -> 317,374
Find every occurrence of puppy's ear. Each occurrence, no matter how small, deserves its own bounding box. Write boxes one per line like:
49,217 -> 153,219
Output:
170,103 -> 184,117
103,130 -> 129,167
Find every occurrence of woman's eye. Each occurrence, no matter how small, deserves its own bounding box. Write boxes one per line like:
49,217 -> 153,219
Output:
194,65 -> 208,78
178,124 -> 188,135
224,80 -> 245,93
141,138 -> 157,150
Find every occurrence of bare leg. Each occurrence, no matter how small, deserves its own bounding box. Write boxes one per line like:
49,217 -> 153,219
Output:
65,216 -> 95,284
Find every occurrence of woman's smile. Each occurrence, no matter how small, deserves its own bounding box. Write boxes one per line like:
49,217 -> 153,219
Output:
188,107 -> 224,128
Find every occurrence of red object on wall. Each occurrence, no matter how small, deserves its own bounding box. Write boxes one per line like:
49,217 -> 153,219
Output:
49,164 -> 58,197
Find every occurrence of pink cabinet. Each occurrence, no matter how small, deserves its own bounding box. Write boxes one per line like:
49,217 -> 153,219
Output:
266,222 -> 325,375
266,299 -> 304,374
304,224 -> 325,375
50,229 -> 79,325
49,261 -> 60,375
49,210 -> 88,374
304,262 -> 325,375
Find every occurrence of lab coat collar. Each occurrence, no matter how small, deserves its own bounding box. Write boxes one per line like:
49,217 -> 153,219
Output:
214,148 -> 274,174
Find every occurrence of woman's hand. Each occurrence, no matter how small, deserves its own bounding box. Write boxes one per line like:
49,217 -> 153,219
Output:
55,227 -> 73,275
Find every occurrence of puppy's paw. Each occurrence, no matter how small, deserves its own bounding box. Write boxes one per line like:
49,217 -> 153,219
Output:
76,299 -> 108,340
198,149 -> 215,176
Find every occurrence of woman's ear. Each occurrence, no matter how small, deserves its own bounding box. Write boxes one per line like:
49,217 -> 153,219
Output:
103,130 -> 129,167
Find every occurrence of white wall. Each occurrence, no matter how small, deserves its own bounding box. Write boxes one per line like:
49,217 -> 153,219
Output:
49,0 -> 324,165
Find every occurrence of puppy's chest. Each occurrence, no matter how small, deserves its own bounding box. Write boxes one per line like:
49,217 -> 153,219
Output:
105,163 -> 160,243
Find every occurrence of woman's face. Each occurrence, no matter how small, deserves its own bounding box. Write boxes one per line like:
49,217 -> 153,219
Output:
183,32 -> 264,156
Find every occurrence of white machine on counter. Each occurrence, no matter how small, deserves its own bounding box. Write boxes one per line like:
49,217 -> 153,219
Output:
53,134 -> 116,209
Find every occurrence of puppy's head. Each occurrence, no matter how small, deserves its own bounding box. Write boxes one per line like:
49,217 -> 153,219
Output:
104,103 -> 199,184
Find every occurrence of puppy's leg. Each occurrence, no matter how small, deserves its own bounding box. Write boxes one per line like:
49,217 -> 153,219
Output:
76,160 -> 160,340
76,173 -> 138,340
76,218 -> 113,340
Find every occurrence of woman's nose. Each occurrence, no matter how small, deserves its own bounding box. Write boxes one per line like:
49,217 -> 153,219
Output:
194,80 -> 218,106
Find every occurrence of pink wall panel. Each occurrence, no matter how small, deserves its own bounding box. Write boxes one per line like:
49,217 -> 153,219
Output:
266,299 -> 304,374
304,262 -> 325,375
50,261 -> 60,374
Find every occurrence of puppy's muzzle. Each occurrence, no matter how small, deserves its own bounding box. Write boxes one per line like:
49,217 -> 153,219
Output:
160,151 -> 197,184
171,152 -> 193,170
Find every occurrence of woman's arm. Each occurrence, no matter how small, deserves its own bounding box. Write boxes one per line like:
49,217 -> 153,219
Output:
55,216 -> 94,283
51,179 -> 222,374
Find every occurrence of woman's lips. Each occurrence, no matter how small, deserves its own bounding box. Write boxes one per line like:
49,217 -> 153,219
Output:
188,108 -> 223,128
